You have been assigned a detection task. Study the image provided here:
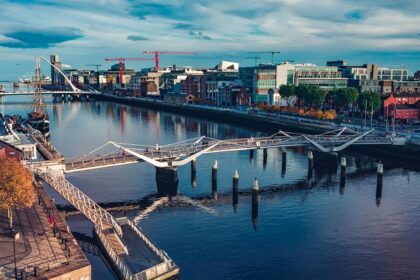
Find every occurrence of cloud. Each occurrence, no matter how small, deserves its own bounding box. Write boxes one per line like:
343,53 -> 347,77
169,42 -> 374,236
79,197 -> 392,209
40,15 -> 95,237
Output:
0,27 -> 83,49
188,30 -> 212,40
173,23 -> 201,30
127,35 -> 150,41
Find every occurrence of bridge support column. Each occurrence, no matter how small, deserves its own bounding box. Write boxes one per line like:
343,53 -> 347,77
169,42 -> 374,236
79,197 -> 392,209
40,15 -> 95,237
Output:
232,170 -> 239,212
155,167 -> 179,196
252,178 -> 259,231
281,148 -> 287,177
250,150 -> 254,161
307,151 -> 314,178
263,148 -> 268,169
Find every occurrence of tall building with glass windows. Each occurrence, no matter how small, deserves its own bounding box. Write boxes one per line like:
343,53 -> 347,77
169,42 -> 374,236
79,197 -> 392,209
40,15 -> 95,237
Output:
378,66 -> 409,81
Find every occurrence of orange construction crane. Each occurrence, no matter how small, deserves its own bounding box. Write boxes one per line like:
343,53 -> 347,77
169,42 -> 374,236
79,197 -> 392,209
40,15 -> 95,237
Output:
104,57 -> 154,85
142,51 -> 195,71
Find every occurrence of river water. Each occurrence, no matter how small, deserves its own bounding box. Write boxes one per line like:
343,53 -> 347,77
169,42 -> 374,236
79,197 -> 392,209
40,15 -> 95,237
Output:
2,96 -> 420,280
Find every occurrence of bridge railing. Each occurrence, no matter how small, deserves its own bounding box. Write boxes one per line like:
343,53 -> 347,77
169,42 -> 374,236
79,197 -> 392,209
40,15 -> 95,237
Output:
95,226 -> 134,280
32,168 -> 122,236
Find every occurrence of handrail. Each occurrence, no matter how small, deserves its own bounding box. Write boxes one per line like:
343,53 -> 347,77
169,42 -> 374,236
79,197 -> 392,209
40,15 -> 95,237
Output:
32,168 -> 122,236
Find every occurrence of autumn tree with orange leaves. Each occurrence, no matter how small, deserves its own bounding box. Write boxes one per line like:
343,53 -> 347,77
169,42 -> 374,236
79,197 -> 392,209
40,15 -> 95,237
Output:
0,157 -> 35,229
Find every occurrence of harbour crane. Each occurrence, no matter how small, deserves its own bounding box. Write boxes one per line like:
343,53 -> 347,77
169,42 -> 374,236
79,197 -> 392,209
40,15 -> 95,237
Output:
246,55 -> 262,66
104,57 -> 154,85
142,51 -> 195,71
249,51 -> 281,64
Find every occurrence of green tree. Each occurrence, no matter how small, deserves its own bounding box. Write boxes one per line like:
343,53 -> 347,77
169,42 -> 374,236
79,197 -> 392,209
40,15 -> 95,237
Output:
303,86 -> 326,108
332,88 -> 359,112
295,85 -> 309,107
357,92 -> 381,112
279,84 -> 295,106
0,157 -> 35,229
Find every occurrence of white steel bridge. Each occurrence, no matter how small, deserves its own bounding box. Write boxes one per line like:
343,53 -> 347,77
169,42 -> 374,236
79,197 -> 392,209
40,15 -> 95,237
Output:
56,127 -> 404,173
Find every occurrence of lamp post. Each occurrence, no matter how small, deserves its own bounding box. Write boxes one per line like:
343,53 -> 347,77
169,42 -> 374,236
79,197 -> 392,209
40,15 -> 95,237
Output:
11,228 -> 19,280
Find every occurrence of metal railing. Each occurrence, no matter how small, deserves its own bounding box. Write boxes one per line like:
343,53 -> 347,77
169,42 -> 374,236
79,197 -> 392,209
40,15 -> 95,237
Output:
95,226 -> 133,280
33,168 -> 122,236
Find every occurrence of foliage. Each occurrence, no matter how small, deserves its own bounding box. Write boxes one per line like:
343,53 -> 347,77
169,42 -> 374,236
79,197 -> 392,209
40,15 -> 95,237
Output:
279,85 -> 296,106
304,86 -> 327,108
0,157 -> 35,228
357,92 -> 381,112
330,88 -> 359,111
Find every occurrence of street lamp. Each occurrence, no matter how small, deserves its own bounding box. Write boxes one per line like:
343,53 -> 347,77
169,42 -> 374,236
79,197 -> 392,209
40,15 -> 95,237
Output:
10,228 -> 20,280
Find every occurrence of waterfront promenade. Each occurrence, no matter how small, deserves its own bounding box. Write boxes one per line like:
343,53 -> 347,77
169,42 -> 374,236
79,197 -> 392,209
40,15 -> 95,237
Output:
0,182 -> 91,279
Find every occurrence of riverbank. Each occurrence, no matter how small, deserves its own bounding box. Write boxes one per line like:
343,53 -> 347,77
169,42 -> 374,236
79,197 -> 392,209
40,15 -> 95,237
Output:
94,94 -> 420,162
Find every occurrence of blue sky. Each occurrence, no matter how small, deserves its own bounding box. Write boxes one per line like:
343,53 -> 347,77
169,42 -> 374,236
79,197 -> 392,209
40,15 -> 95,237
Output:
0,0 -> 419,80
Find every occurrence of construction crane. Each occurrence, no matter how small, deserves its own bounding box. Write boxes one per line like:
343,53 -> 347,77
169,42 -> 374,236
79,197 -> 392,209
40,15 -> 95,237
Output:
246,55 -> 262,66
249,51 -> 281,64
104,57 -> 154,85
86,64 -> 102,71
142,51 -> 195,71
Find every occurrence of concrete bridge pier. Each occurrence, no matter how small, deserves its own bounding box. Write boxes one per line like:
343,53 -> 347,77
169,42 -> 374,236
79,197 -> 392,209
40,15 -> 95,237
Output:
155,167 -> 179,196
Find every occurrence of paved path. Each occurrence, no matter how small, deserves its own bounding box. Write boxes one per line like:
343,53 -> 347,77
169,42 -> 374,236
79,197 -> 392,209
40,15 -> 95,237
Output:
0,194 -> 67,278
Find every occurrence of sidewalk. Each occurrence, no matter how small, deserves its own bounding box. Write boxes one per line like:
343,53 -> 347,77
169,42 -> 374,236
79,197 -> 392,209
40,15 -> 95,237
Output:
0,182 -> 90,279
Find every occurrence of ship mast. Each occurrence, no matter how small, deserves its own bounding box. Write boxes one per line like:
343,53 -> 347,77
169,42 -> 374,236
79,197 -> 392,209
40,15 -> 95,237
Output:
34,56 -> 43,114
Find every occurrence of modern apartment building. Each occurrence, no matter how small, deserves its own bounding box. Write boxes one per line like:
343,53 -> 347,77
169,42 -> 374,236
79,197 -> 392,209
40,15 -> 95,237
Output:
378,66 -> 409,81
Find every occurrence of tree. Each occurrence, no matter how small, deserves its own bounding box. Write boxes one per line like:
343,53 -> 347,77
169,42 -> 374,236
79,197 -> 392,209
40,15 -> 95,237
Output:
0,157 -> 35,229
295,85 -> 310,107
357,92 -> 381,112
279,85 -> 296,106
303,86 -> 326,108
331,88 -> 359,112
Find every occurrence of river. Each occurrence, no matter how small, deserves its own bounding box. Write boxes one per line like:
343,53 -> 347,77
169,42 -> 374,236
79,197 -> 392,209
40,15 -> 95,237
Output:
2,95 -> 420,280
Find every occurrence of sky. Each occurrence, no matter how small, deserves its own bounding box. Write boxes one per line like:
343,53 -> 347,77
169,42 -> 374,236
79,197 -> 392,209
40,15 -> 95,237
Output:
0,0 -> 419,80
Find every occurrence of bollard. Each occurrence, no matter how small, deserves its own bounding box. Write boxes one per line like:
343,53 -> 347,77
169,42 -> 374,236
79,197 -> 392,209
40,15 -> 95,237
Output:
377,162 -> 383,188
212,161 -> 218,200
263,148 -> 268,169
340,157 -> 347,178
307,151 -> 313,178
281,148 -> 287,176
232,170 -> 239,212
376,162 -> 383,206
252,178 -> 259,230
191,159 -> 197,173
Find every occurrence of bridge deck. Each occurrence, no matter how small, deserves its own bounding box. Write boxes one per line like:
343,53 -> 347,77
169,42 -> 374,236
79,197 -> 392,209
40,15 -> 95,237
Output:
63,129 -> 396,172
119,224 -> 162,273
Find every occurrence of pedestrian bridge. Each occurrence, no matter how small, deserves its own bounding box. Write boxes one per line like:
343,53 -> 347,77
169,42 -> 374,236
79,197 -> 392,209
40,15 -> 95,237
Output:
30,167 -> 179,280
60,127 -> 404,172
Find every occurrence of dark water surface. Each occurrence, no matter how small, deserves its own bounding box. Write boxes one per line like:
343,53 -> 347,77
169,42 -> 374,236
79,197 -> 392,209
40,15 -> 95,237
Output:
2,96 -> 420,280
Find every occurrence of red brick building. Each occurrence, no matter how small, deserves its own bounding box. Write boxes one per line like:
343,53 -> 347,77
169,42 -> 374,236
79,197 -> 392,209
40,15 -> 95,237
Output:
180,75 -> 201,97
0,139 -> 22,160
384,93 -> 420,120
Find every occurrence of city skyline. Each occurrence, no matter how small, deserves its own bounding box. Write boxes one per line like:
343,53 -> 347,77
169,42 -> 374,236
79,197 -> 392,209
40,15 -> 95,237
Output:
0,0 -> 419,80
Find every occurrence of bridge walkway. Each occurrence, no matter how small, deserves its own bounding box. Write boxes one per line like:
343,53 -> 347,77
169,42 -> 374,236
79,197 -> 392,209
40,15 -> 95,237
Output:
31,167 -> 179,280
62,128 -> 399,172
